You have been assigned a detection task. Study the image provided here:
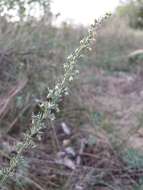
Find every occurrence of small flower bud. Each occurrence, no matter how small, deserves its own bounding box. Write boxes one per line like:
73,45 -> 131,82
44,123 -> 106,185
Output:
69,76 -> 73,82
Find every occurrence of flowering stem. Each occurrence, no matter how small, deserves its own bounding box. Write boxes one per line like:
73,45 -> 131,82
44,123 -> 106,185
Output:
0,16 -> 109,186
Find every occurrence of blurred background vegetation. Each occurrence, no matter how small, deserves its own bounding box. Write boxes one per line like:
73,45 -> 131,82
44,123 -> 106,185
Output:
1,0 -> 143,189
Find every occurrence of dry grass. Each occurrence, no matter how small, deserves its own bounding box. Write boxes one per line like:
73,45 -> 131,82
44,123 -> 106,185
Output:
1,15 -> 143,190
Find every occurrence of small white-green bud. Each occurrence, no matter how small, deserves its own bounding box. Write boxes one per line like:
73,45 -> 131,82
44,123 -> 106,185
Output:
69,76 -> 73,82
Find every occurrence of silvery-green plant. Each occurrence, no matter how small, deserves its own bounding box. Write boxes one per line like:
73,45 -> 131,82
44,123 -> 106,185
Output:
0,15 -> 110,187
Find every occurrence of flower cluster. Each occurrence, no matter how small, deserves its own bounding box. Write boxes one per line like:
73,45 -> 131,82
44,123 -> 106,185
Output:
0,16 -> 109,186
